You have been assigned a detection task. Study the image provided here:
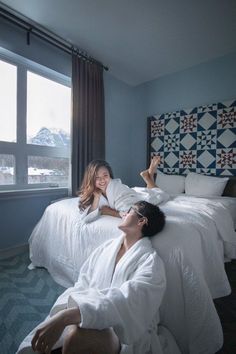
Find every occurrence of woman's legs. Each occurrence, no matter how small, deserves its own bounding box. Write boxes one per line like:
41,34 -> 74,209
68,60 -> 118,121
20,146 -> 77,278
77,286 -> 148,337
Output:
140,156 -> 160,188
61,325 -> 120,354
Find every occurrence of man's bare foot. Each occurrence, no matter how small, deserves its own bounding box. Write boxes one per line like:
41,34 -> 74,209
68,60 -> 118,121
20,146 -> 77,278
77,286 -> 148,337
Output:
149,156 -> 161,176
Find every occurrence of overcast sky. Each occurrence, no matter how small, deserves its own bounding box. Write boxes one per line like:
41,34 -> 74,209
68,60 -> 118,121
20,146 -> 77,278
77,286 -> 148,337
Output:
0,60 -> 71,142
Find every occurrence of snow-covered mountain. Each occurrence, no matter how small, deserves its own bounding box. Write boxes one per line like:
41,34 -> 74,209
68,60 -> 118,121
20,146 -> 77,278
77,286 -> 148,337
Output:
29,127 -> 70,147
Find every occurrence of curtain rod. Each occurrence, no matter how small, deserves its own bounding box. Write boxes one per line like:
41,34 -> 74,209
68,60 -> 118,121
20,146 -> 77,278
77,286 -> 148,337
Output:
0,6 -> 108,71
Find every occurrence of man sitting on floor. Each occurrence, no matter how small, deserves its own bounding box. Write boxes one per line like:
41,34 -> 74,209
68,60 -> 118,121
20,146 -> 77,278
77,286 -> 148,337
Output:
17,201 -> 180,354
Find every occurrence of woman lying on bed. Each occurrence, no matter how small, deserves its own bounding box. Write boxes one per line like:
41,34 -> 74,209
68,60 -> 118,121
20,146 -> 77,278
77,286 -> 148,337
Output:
78,157 -> 169,223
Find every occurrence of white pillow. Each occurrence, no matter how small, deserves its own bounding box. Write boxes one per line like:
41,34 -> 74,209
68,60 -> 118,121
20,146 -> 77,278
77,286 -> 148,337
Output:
185,172 -> 229,196
156,170 -> 185,194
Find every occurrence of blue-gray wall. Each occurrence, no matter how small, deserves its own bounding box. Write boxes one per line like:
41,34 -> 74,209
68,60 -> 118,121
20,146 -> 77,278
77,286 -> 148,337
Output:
0,191 -> 69,249
0,18 -> 236,249
130,51 -> 236,186
104,72 -> 139,186
0,19 -> 135,250
0,18 -> 71,77
0,20 -> 73,250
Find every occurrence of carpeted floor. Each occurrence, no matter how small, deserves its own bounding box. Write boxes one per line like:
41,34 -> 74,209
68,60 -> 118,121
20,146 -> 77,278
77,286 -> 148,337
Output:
0,251 -> 235,354
0,251 -> 65,354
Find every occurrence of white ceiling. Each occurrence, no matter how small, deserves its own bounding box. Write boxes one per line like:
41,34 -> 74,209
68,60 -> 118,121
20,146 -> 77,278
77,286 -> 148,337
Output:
1,0 -> 236,86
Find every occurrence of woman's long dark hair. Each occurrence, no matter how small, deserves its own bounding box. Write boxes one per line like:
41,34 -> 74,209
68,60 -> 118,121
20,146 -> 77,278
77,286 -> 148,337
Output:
78,160 -> 114,211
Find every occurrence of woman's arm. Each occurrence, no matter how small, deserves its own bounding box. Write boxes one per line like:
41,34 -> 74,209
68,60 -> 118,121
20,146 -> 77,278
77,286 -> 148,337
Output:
100,205 -> 122,218
88,190 -> 101,214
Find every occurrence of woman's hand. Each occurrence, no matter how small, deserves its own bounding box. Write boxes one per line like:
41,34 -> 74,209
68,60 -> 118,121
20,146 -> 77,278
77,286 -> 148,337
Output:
88,189 -> 102,214
31,311 -> 66,353
93,188 -> 102,200
100,206 -> 120,218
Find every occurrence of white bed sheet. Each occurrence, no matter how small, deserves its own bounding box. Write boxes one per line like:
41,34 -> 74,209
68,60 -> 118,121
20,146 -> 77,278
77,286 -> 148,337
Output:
28,194 -> 236,353
170,194 -> 236,229
197,195 -> 236,229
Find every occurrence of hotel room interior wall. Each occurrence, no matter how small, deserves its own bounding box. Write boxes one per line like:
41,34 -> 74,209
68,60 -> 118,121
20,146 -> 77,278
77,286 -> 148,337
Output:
0,20 -> 136,248
104,72 -> 138,186
130,51 -> 236,186
0,192 -> 69,250
0,18 -> 71,76
0,19 -> 71,250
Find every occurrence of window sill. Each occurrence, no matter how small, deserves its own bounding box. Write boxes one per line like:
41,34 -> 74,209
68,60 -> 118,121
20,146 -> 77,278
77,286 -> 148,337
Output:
0,187 -> 69,200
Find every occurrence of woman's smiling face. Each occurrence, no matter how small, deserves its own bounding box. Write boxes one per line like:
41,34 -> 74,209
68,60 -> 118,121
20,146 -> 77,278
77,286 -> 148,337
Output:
95,167 -> 111,192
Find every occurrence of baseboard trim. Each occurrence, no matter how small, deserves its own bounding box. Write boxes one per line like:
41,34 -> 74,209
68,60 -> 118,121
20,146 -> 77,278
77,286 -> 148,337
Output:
0,243 -> 29,260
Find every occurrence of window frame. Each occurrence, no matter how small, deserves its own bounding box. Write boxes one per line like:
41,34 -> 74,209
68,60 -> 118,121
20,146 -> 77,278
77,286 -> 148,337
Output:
0,47 -> 71,193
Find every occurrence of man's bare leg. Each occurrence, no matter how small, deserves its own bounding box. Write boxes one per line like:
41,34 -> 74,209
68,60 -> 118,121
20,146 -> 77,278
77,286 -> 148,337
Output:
62,325 -> 120,354
52,349 -> 62,353
140,156 -> 160,188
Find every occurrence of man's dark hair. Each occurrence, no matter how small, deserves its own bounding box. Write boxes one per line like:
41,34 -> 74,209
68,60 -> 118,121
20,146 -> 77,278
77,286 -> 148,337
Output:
134,200 -> 166,237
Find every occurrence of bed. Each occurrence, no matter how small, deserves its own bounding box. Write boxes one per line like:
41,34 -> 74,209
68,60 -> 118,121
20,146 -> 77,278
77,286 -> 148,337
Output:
28,184 -> 236,354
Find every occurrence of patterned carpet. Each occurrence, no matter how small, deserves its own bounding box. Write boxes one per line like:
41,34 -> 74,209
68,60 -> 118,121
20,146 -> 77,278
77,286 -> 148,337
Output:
0,251 -> 235,354
0,251 -> 65,354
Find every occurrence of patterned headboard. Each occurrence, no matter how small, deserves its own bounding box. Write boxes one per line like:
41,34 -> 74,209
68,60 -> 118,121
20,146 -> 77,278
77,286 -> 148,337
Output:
147,98 -> 236,196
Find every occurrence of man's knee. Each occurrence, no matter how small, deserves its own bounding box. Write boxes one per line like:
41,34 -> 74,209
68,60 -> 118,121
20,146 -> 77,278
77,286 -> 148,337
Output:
63,325 -> 98,354
63,325 -> 83,354
62,326 -> 120,354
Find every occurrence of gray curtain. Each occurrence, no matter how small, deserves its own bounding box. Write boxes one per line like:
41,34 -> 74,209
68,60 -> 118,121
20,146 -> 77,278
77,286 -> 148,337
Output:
71,54 -> 105,195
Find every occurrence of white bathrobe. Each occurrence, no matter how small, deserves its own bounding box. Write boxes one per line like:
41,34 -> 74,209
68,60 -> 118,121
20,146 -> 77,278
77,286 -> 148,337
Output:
17,235 -> 180,354
81,178 -> 170,223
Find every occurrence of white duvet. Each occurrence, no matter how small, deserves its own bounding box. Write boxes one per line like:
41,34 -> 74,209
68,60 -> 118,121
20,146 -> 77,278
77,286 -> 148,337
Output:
29,193 -> 236,354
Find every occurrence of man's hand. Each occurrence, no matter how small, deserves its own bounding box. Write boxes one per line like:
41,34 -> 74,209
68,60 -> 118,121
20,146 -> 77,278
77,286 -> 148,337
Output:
31,308 -> 81,353
100,206 -> 120,218
31,311 -> 65,353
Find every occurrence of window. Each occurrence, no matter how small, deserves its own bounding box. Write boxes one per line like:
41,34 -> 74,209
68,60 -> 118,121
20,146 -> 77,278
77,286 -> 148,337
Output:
0,154 -> 15,185
0,60 -> 17,142
0,47 -> 71,191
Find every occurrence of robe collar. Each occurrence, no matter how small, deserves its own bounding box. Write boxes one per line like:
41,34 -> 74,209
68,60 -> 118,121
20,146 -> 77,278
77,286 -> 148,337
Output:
110,235 -> 153,285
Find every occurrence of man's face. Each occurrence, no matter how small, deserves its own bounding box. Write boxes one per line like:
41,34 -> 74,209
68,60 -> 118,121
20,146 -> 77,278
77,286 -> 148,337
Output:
119,206 -> 146,231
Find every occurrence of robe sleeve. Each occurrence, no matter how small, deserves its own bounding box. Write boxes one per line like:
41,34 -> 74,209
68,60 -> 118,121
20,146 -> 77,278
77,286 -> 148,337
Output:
67,252 -> 166,345
107,179 -> 140,211
79,195 -> 109,223
80,206 -> 100,223
49,240 -> 114,316
132,186 -> 170,205
49,260 -> 90,317
108,179 -> 170,212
